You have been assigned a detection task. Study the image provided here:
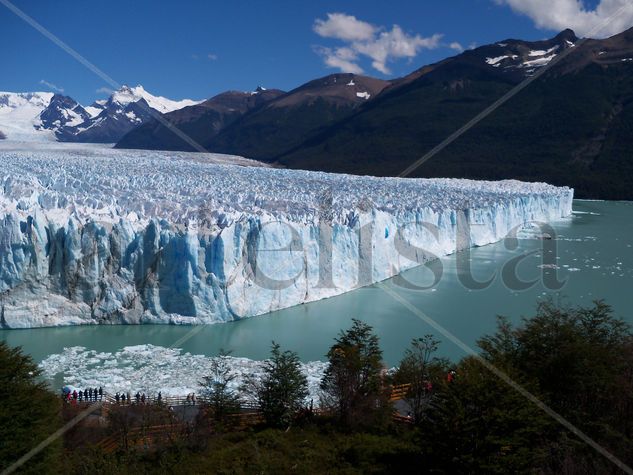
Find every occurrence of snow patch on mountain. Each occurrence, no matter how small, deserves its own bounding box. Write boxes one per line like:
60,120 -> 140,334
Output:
528,46 -> 559,56
522,53 -> 558,68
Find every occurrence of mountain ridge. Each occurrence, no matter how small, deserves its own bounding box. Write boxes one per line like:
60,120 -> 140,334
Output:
272,27 -> 633,199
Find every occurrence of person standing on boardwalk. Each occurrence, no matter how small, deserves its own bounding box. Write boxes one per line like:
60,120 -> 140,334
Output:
99,387 -> 103,400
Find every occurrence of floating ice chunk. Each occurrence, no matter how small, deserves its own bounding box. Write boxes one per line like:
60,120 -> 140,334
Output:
39,345 -> 328,400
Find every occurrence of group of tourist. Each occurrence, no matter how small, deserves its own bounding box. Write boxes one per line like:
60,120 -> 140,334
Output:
61,387 -> 200,406
63,386 -> 103,403
114,391 -> 160,404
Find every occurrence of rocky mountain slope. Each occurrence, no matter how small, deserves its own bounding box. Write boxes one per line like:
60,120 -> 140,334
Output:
116,87 -> 285,151
275,28 -> 633,199
116,74 -> 388,157
203,74 -> 390,159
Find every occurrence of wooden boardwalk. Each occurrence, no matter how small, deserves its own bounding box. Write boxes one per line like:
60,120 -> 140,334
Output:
71,384 -> 415,452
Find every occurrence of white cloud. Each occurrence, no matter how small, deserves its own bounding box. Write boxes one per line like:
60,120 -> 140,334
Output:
449,41 -> 465,52
207,53 -> 218,60
96,87 -> 113,94
313,46 -> 364,74
313,12 -> 444,75
39,79 -> 64,93
314,13 -> 376,41
495,0 -> 633,38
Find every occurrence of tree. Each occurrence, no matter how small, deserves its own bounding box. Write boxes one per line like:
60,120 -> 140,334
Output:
475,300 -> 633,471
395,335 -> 446,423
320,319 -> 389,427
200,349 -> 241,422
243,342 -> 308,428
420,356 -> 554,474
0,341 -> 61,472
479,301 -> 633,429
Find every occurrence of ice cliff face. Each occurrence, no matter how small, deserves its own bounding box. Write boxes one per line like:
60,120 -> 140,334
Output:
0,143 -> 573,328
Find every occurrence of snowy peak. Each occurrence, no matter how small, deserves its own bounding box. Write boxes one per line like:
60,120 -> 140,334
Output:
250,86 -> 268,95
108,84 -> 201,114
38,94 -> 91,131
53,85 -> 203,143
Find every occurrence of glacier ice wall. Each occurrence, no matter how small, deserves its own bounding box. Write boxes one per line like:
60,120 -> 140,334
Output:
0,144 -> 573,328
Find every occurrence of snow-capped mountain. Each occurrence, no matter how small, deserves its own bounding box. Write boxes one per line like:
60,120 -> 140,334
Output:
109,85 -> 200,114
0,86 -> 200,143
56,85 -> 202,143
36,94 -> 91,131
0,91 -> 56,142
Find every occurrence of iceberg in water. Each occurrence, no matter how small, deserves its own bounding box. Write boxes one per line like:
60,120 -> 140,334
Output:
39,344 -> 328,399
0,143 -> 573,328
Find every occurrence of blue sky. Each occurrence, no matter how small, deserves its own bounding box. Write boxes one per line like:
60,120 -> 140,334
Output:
0,0 -> 626,104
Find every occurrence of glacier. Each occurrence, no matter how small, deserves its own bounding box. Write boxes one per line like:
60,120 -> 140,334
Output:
0,143 -> 573,328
